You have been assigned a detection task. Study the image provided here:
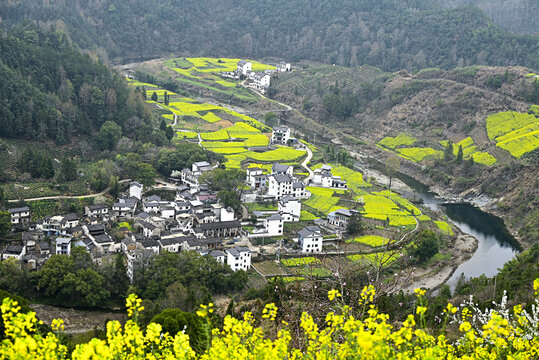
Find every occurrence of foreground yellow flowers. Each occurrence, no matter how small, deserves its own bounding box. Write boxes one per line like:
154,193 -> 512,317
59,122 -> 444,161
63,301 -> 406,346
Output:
1,281 -> 539,359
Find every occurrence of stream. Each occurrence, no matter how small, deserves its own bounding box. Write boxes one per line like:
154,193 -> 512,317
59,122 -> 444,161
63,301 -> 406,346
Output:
361,160 -> 522,290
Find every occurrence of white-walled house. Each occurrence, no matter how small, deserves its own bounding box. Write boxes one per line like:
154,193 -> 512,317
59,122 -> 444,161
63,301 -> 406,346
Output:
271,126 -> 291,145
226,247 -> 251,271
271,163 -> 293,176
129,182 -> 143,200
312,165 -> 347,189
298,226 -> 323,253
237,60 -> 252,76
292,181 -> 309,199
278,196 -> 301,222
246,167 -> 267,189
276,61 -> 291,72
220,207 -> 235,222
55,237 -> 72,255
327,208 -> 357,228
253,73 -> 271,90
264,214 -> 284,236
2,245 -> 25,260
85,204 -> 108,218
210,250 -> 226,264
267,174 -> 293,199
8,207 -> 30,224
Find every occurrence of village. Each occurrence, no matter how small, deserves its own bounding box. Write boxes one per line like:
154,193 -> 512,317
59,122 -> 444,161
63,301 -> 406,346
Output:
3,122 -> 360,282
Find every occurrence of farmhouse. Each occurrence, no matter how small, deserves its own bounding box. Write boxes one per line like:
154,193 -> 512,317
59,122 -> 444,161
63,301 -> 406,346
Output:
253,73 -> 271,91
226,247 -> 251,272
2,245 -> 25,260
129,182 -> 143,200
193,220 -> 242,238
312,165 -> 348,189
85,204 -> 108,218
298,226 -> 323,253
327,208 -> 358,228
246,167 -> 267,189
278,196 -> 301,222
8,206 -> 30,224
237,60 -> 252,76
276,61 -> 291,72
267,174 -> 293,199
113,198 -> 137,218
55,237 -> 72,255
271,126 -> 291,145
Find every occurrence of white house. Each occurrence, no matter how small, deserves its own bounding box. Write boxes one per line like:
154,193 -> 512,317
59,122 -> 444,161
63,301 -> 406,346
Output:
267,174 -> 293,199
192,161 -> 213,174
272,163 -> 293,176
2,245 -> 25,260
8,207 -> 30,224
264,214 -> 284,236
271,126 -> 291,145
278,196 -> 301,222
298,226 -> 323,253
143,202 -> 160,214
158,237 -> 184,253
312,165 -> 347,189
246,167 -> 267,189
113,198 -> 137,218
237,60 -> 252,76
129,182 -> 143,200
209,250 -> 226,264
85,204 -> 108,218
55,237 -> 72,255
226,247 -> 251,272
276,61 -> 291,72
253,73 -> 271,90
327,208 -> 357,228
219,207 -> 235,222
292,181 -> 309,199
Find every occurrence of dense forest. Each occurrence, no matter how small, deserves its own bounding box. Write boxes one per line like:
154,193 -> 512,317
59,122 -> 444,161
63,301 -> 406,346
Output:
0,24 -> 154,144
0,0 -> 538,72
436,0 -> 539,35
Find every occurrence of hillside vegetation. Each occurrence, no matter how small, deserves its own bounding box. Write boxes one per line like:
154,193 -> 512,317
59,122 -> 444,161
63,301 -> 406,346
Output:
0,1 -> 538,71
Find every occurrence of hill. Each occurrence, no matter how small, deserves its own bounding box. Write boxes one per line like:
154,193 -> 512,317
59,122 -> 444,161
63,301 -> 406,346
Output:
0,24 -> 154,145
0,1 -> 538,71
269,64 -> 539,245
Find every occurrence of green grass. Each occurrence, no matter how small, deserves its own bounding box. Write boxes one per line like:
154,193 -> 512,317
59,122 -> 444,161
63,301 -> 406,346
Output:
378,133 -> 418,149
295,267 -> 332,277
435,221 -> 454,236
349,235 -> 391,247
281,257 -> 321,267
300,211 -> 318,221
246,203 -> 277,212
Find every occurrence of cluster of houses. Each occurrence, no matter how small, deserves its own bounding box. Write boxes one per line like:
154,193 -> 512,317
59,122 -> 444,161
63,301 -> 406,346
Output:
221,60 -> 291,93
3,162 -> 255,280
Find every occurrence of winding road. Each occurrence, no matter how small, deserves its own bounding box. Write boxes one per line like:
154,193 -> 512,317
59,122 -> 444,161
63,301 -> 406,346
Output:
7,180 -> 131,203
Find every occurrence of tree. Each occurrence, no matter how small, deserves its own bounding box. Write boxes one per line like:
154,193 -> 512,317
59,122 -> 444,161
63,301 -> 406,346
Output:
136,163 -> 156,187
347,213 -> 364,236
409,230 -> 439,262
151,91 -> 158,102
165,126 -> 175,142
97,121 -> 122,150
0,210 -> 11,238
109,176 -> 121,197
160,119 -> 167,132
217,189 -> 242,212
263,112 -> 278,128
164,91 -> 169,106
151,309 -> 208,354
456,145 -> 463,163
39,158 -> 55,179
444,141 -> 454,162
385,156 -> 401,190
59,158 -> 77,181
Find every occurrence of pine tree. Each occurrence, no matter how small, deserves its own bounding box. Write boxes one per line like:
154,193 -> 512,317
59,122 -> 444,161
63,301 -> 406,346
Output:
164,91 -> 169,106
456,145 -> 464,163
142,86 -> 147,100
444,141 -> 454,161
151,91 -> 158,102
165,126 -> 175,141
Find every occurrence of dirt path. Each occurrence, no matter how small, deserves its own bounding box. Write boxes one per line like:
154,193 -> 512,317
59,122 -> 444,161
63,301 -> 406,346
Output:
301,146 -> 314,182
8,180 -> 131,203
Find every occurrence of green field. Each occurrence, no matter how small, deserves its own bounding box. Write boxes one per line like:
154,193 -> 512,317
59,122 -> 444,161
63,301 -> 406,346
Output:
348,251 -> 400,266
281,257 -> 321,267
486,109 -> 539,158
349,235 -> 392,247
435,220 -> 454,236
378,133 -> 418,149
396,147 -> 443,162
300,211 -> 318,221
304,187 -> 340,214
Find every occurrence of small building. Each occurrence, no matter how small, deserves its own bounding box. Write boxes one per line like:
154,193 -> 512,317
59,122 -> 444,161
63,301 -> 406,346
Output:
276,61 -> 291,72
237,60 -> 252,76
271,163 -> 293,176
312,165 -> 347,189
298,226 -> 323,253
327,208 -> 357,228
267,174 -> 293,199
271,126 -> 291,145
113,199 -> 137,218
253,73 -> 271,90
85,204 -> 108,218
278,196 -> 301,222
192,161 -> 213,174
2,244 -> 25,260
129,182 -> 143,200
219,207 -> 235,222
209,250 -> 226,264
264,214 -> 284,236
193,220 -> 242,238
55,237 -> 72,255
158,237 -> 184,253
226,247 -> 251,272
246,167 -> 267,189
126,248 -> 155,282
8,207 -> 30,224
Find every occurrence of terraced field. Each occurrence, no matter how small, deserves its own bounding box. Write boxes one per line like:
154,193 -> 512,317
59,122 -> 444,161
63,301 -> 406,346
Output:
378,133 -> 418,149
440,137 -> 497,166
281,257 -> 321,267
435,220 -> 454,236
486,108 -> 539,158
304,187 -> 341,214
312,164 -> 371,192
349,235 -> 392,247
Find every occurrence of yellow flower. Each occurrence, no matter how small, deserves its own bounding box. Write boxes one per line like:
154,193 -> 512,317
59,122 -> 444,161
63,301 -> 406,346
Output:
414,288 -> 426,296
416,306 -> 427,316
328,289 -> 342,301
262,303 -> 278,321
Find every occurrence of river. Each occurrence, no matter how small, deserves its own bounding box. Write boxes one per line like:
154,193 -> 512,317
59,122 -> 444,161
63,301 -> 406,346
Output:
391,171 -> 522,290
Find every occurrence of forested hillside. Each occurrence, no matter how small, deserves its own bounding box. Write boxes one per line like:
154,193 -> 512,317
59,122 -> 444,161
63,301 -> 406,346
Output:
0,0 -> 538,71
0,24 -> 154,144
437,0 -> 539,35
